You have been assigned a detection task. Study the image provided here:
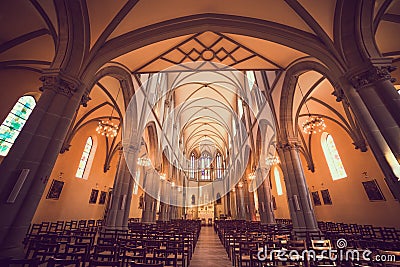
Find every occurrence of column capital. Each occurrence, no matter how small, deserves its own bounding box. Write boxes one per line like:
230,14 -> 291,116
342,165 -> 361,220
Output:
277,141 -> 301,151
80,91 -> 91,107
39,69 -> 81,97
346,63 -> 396,90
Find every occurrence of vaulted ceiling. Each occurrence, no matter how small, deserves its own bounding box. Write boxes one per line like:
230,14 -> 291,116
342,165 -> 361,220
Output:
1,0 -> 399,169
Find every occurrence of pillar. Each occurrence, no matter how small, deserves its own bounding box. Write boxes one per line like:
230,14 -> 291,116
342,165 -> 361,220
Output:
256,168 -> 275,224
0,70 -> 82,256
338,70 -> 400,199
277,142 -> 319,236
105,151 -> 134,229
346,65 -> 400,162
141,170 -> 159,223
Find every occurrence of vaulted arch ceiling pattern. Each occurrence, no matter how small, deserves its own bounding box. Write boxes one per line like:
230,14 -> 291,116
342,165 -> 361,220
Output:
0,0 -> 398,173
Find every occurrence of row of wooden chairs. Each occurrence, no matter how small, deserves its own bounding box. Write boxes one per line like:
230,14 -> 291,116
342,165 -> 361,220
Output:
0,257 -> 165,267
23,220 -> 201,267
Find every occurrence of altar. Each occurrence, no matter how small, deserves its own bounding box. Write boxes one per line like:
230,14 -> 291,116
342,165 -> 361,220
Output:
198,204 -> 214,225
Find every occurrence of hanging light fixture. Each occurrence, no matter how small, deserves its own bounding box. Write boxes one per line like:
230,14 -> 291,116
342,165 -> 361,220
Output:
159,173 -> 166,180
96,87 -> 120,138
266,155 -> 280,166
248,172 -> 256,180
137,157 -> 151,166
297,80 -> 326,134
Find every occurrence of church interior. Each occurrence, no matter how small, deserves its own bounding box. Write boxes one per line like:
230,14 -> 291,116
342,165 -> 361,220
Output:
0,0 -> 399,266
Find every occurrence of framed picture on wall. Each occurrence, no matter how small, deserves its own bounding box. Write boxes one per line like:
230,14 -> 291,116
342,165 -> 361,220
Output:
46,179 -> 64,200
311,191 -> 321,206
321,189 -> 332,205
89,189 -> 99,204
98,191 -> 107,204
362,179 -> 386,201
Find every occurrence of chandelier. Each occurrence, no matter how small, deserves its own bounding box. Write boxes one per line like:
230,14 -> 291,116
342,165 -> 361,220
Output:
297,80 -> 327,135
248,172 -> 256,180
266,155 -> 280,166
96,87 -> 121,138
137,157 -> 151,166
302,116 -> 326,134
159,173 -> 166,180
96,119 -> 119,138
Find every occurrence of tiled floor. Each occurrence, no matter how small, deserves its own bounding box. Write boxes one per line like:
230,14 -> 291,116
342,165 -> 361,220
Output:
190,226 -> 232,267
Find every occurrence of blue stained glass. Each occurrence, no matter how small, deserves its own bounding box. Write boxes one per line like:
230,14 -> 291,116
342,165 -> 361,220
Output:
0,96 -> 36,156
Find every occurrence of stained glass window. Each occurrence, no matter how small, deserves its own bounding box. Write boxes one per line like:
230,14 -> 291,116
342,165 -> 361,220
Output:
190,152 -> 196,179
201,152 -> 211,180
216,153 -> 223,179
321,132 -> 347,180
76,137 -> 93,178
274,167 -> 283,196
0,95 -> 36,156
246,71 -> 256,91
237,98 -> 244,118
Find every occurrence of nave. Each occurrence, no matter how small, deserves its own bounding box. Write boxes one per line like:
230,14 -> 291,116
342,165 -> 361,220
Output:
2,218 -> 399,266
0,0 -> 400,265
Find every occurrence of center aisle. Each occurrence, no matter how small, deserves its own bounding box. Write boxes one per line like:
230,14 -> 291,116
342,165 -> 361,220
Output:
189,225 -> 232,267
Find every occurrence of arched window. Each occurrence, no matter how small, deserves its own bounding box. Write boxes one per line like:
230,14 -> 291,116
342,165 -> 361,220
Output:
200,152 -> 211,180
237,97 -> 244,119
216,152 -> 223,179
190,152 -> 196,179
76,137 -> 93,179
0,95 -> 36,156
246,71 -> 256,91
274,167 -> 283,196
321,132 -> 347,180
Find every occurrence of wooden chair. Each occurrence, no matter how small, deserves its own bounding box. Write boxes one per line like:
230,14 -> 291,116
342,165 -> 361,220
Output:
286,240 -> 308,267
93,244 -> 119,262
310,240 -> 336,267
89,259 -> 121,267
32,242 -> 61,263
120,247 -> 146,267
46,257 -> 80,267
0,258 -> 40,267
130,263 -> 163,267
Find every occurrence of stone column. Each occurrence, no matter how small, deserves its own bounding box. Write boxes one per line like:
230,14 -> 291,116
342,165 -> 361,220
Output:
277,142 -> 319,236
347,65 -> 400,162
256,168 -> 275,224
0,71 -> 82,256
141,170 -> 159,223
230,189 -> 237,219
236,183 -> 246,220
338,74 -> 400,199
105,151 -> 134,229
243,180 -> 256,221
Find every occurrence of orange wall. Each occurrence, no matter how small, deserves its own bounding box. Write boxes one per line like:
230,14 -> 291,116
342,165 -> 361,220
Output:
301,120 -> 400,227
33,123 -> 119,223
